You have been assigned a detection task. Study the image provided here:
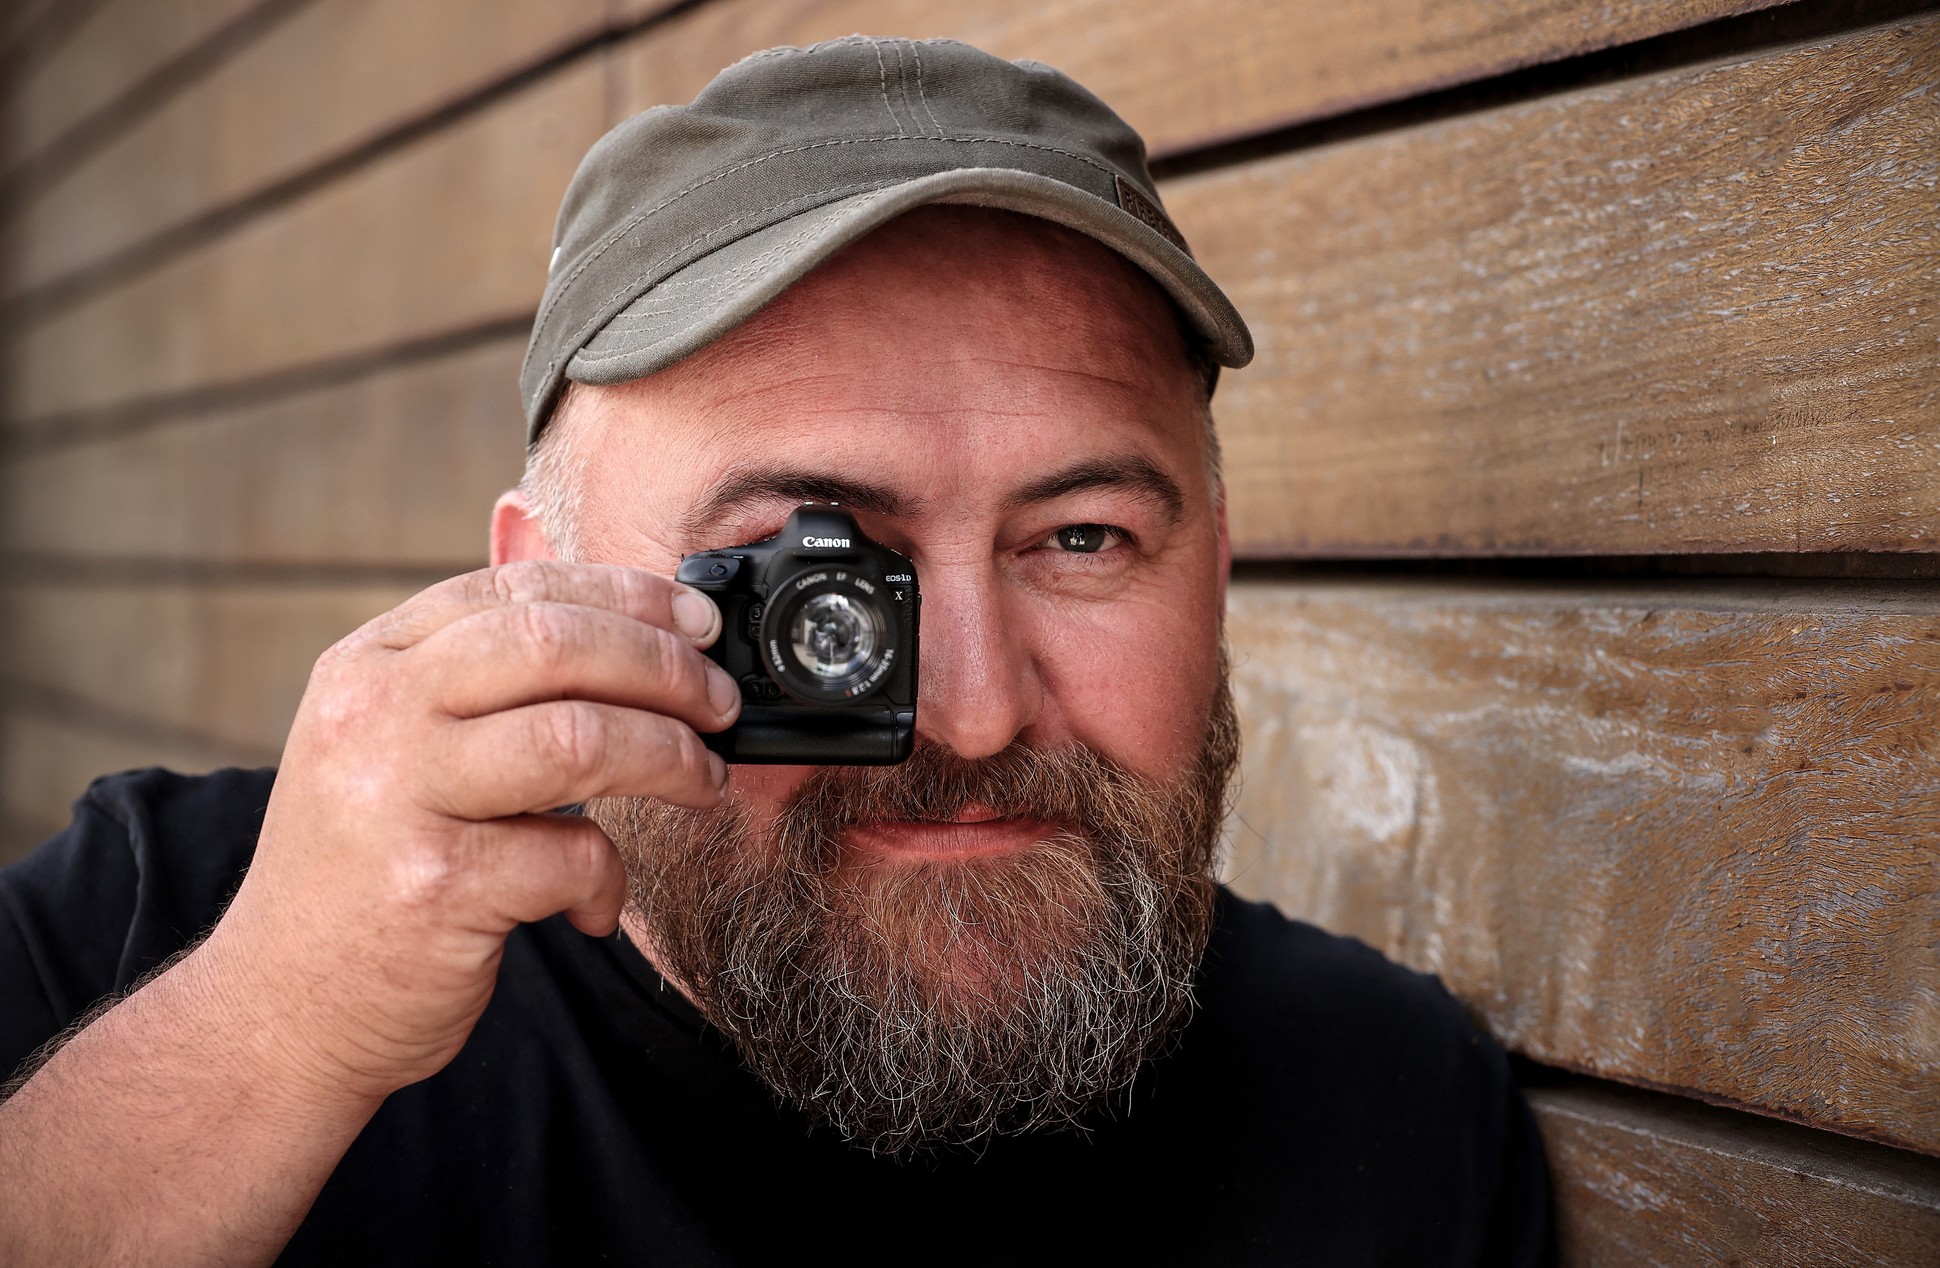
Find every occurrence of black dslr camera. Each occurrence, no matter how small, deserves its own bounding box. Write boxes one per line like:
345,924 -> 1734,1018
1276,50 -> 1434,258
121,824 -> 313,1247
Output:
676,504 -> 919,764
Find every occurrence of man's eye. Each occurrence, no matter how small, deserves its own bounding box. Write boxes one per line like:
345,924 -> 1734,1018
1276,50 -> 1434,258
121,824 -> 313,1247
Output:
1048,524 -> 1119,554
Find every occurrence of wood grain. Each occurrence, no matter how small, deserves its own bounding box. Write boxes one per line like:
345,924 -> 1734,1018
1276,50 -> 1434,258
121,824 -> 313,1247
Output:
4,0 -> 609,296
6,0 -> 1787,292
0,339 -> 525,567
1,0 -> 264,172
0,0 -> 62,56
0,581 -> 419,754
1175,17 -> 1940,558
1532,1081 -> 1940,1265
1,56 -> 603,427
610,0 -> 1783,154
1224,579 -> 1940,1155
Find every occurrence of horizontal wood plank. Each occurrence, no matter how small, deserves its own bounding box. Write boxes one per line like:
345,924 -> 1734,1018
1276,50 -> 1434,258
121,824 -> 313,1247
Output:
0,339 -> 524,567
611,0 -> 1783,157
6,0 -> 1788,298
0,581 -> 419,754
1533,1081 -> 1940,1265
2,57 -> 604,427
3,0 -> 1796,418
0,704 -> 270,866
1179,17 -> 1940,557
1224,579 -> 1940,1154
2,0 -> 264,173
4,0 -> 609,297
0,0 -> 62,54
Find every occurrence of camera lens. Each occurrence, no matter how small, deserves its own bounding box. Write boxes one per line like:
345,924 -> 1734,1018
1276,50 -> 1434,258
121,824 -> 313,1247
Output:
760,569 -> 901,703
790,592 -> 879,683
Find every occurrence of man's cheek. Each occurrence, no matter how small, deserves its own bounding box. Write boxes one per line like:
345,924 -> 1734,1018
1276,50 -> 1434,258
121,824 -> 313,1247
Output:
1047,609 -> 1219,781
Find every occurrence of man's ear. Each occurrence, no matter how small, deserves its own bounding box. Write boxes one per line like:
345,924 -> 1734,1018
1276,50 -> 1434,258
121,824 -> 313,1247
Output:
491,489 -> 557,565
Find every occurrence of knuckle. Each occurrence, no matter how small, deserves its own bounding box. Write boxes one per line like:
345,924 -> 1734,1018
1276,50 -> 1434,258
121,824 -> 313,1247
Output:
488,560 -> 550,607
563,819 -> 616,882
311,630 -> 360,675
665,721 -> 712,784
657,630 -> 717,712
637,624 -> 682,693
515,602 -> 581,675
439,566 -> 493,605
305,673 -> 374,743
539,702 -> 608,778
386,840 -> 462,913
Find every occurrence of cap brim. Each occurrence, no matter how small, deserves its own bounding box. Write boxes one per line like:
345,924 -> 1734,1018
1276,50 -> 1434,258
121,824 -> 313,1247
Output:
565,167 -> 1252,397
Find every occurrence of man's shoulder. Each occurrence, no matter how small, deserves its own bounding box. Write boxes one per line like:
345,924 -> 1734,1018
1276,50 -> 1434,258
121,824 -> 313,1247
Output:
77,763 -> 276,833
1,767 -> 276,1020
45,764 -> 276,902
1203,887 -> 1481,1042
1188,888 -> 1516,1144
1140,895 -> 1552,1268
1156,890 -> 1546,1263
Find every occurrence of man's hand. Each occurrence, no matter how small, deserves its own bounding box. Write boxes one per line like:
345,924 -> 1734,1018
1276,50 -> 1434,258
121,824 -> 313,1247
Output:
215,561 -> 739,1096
0,562 -> 738,1263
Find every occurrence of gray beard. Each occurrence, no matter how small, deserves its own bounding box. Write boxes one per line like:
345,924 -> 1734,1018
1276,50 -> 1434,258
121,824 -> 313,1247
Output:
588,672 -> 1238,1157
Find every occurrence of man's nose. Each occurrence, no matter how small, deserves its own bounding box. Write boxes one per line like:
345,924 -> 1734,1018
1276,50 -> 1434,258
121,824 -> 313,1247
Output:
914,568 -> 1042,759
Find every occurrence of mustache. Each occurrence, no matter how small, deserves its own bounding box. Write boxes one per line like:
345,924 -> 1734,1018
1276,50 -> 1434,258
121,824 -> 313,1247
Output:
769,740 -> 1170,856
591,670 -> 1241,1155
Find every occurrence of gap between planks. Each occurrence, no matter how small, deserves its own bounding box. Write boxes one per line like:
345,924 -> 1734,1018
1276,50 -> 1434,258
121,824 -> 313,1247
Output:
0,0 -> 707,330
3,0 -> 1897,335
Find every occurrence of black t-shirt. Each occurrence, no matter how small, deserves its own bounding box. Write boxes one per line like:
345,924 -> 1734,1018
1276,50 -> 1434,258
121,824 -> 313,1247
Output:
1,768 -> 1551,1265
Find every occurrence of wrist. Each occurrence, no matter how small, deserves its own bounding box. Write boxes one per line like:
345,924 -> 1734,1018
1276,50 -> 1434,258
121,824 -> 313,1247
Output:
179,923 -> 399,1116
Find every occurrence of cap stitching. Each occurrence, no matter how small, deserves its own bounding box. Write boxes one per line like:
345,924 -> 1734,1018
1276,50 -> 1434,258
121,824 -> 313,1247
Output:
891,41 -> 920,140
911,42 -> 945,138
869,40 -> 905,139
537,134 -> 1111,347
571,177 -> 1215,374
534,135 -> 1123,376
538,136 -> 1119,342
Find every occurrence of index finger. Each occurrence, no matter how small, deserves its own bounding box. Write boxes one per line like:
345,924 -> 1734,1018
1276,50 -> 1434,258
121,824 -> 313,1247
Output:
349,561 -> 721,656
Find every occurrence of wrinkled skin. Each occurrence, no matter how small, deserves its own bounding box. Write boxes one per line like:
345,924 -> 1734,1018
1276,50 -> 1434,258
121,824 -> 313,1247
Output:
498,206 -> 1230,923
0,206 -> 1230,1264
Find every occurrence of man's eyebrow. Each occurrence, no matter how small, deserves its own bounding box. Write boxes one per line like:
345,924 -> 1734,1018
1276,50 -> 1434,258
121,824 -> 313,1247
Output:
1001,456 -> 1186,522
682,467 -> 913,540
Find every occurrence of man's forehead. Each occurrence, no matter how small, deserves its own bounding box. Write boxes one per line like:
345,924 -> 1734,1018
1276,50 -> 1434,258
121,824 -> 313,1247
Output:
554,208 -> 1210,545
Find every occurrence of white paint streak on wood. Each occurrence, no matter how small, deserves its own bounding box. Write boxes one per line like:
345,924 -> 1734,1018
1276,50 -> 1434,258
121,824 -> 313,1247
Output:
1227,578 -> 1940,1154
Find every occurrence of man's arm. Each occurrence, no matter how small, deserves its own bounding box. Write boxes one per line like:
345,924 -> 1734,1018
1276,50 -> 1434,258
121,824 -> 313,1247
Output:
0,937 -> 387,1264
0,563 -> 738,1264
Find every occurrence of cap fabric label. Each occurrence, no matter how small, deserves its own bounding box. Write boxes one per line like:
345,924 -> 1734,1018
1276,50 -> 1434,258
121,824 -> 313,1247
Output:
1114,175 -> 1191,254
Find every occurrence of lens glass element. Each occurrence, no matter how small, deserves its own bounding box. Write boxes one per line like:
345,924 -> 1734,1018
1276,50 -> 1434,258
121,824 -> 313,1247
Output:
789,592 -> 880,684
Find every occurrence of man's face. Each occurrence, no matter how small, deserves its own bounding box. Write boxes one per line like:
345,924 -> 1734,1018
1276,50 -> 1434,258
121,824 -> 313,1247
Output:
500,206 -> 1236,1152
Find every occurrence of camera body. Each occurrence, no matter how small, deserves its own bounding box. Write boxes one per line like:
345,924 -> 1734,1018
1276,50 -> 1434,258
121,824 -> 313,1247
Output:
676,504 -> 919,764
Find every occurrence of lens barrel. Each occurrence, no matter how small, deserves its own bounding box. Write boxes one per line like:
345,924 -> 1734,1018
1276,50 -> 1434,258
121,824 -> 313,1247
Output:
759,567 -> 900,703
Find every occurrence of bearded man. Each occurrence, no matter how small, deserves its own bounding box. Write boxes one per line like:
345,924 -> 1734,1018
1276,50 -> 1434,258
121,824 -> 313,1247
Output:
0,39 -> 1550,1265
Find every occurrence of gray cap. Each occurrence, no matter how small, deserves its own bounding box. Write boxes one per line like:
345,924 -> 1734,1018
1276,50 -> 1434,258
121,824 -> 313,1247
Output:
520,36 -> 1253,442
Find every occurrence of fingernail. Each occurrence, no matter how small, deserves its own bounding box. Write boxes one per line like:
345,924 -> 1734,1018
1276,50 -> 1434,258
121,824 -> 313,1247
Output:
707,751 -> 729,794
672,589 -> 719,642
706,664 -> 740,719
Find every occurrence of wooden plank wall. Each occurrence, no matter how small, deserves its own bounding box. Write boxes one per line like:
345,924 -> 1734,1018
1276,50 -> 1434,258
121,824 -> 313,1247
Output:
2,0 -> 1935,1259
